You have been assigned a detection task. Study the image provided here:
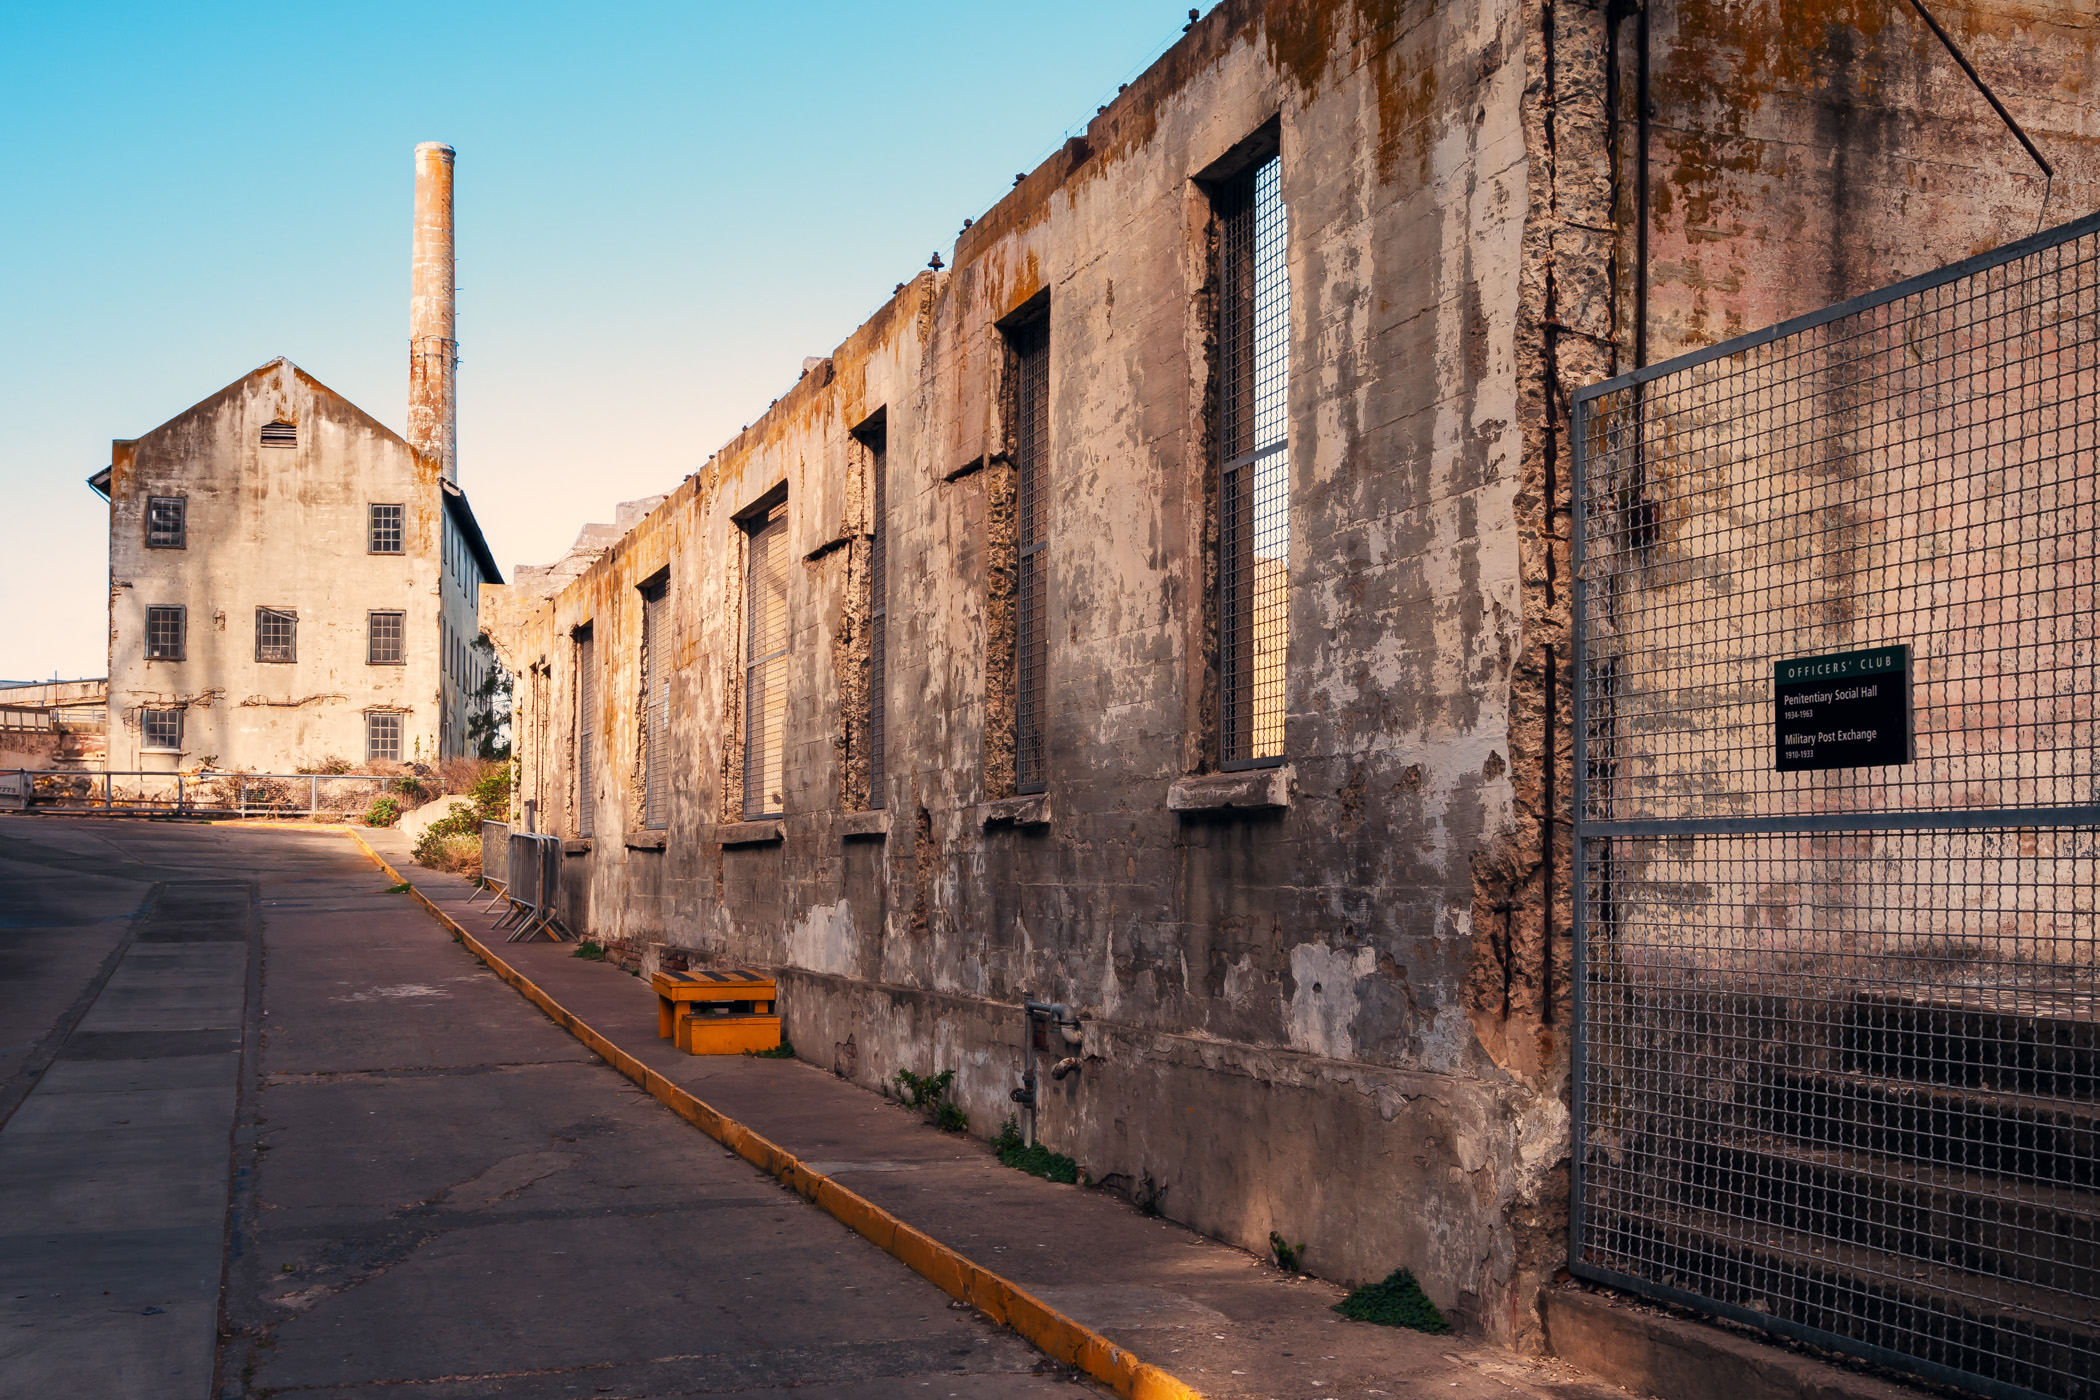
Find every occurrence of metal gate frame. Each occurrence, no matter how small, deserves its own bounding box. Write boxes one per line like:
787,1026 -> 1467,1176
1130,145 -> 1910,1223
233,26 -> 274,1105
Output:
1570,208 -> 2100,1400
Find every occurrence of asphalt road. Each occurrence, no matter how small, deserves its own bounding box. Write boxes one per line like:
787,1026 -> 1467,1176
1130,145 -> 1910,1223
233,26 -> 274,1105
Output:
0,818 -> 1094,1399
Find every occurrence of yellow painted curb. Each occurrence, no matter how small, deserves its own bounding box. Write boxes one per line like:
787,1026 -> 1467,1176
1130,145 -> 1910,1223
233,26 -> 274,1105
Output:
333,828 -> 1203,1400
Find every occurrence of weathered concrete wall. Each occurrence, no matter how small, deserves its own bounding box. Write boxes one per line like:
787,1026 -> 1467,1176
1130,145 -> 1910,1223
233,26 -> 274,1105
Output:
106,359 -> 446,772
484,0 -> 2094,1348
1626,0 -> 2100,363
0,730 -> 72,770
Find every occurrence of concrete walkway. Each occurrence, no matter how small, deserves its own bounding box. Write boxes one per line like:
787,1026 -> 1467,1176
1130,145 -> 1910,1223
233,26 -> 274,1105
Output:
0,820 -> 280,1398
368,828 -> 1634,1400
2,818 -> 1103,1399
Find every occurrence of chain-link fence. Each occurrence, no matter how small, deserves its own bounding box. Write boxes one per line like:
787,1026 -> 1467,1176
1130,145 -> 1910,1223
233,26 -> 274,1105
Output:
1572,211 -> 2100,1400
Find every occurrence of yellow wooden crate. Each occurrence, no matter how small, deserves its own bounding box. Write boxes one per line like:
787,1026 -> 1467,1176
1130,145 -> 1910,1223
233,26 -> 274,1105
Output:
650,968 -> 776,1040
675,1010 -> 782,1056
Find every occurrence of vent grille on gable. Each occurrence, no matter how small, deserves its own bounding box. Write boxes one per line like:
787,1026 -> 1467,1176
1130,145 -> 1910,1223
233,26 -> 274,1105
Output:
260,421 -> 297,448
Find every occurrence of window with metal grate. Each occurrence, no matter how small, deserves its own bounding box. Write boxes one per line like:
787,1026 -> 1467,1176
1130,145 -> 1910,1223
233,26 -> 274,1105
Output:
142,708 -> 182,751
145,605 -> 186,661
640,579 -> 671,830
1216,153 -> 1290,769
1010,315 -> 1050,794
576,627 -> 596,838
260,420 -> 297,448
867,434 -> 888,810
743,497 -> 790,819
147,496 -> 186,549
255,607 -> 297,663
364,711 -> 401,763
369,503 -> 404,555
367,610 -> 405,665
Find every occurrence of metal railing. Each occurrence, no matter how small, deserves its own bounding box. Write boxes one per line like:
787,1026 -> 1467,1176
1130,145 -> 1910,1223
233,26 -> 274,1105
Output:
0,704 -> 105,733
1571,209 -> 2100,1400
491,829 -> 567,942
3,769 -> 403,818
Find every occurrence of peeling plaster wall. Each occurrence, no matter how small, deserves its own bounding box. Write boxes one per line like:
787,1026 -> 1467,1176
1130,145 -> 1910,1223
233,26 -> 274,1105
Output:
106,359 -> 448,772
484,0 -> 2091,1348
1627,0 -> 2100,361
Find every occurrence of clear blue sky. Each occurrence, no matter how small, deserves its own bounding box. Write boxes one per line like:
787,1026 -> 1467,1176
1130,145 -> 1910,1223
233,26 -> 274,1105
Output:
0,1 -> 1200,681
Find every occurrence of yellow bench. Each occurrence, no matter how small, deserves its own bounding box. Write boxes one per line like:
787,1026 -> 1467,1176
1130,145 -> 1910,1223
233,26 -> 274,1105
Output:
650,968 -> 780,1055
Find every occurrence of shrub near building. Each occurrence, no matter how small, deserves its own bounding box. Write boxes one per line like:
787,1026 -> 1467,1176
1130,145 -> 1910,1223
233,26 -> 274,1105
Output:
411,760 -> 512,874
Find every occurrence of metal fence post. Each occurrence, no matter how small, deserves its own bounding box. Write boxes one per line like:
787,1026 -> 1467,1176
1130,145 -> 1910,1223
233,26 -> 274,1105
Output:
311,775 -> 319,817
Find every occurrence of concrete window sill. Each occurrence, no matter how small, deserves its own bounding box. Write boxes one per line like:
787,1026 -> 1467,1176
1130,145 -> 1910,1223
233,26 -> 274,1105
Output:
624,832 -> 667,851
717,820 -> 785,847
980,793 -> 1051,827
1167,765 -> 1293,812
562,838 -> 592,856
837,809 -> 889,839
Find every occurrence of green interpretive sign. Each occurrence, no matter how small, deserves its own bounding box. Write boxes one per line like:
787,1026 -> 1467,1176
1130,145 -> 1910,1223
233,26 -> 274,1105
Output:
1774,645 -> 1913,772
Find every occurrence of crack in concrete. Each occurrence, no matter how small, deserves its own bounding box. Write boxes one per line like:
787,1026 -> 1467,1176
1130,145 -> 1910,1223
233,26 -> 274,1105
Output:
246,1334 -> 1047,1394
262,1059 -> 594,1083
256,1196 -> 780,1245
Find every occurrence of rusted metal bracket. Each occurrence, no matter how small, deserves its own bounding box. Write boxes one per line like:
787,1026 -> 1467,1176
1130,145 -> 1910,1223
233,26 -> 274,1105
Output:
1902,0 -> 2052,179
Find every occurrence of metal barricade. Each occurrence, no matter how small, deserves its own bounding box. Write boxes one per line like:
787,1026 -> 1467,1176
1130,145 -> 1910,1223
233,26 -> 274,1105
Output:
1571,210 -> 2100,1399
494,830 -> 566,942
475,820 -> 511,911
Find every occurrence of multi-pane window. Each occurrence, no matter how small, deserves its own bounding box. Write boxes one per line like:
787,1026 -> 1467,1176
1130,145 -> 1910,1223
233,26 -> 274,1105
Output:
1216,152 -> 1290,767
1010,315 -> 1050,794
576,627 -> 597,838
865,429 -> 888,810
743,496 -> 790,820
256,607 -> 297,663
365,711 -> 402,763
639,579 -> 671,830
145,605 -> 186,660
369,503 -> 405,554
147,496 -> 187,549
142,708 -> 182,751
368,610 -> 406,665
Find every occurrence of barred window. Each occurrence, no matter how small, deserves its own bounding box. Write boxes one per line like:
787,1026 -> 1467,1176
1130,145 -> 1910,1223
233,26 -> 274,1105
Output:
369,503 -> 404,555
364,711 -> 402,763
260,420 -> 297,448
639,577 -> 671,830
1216,152 -> 1290,768
147,496 -> 187,549
255,607 -> 297,663
368,610 -> 406,665
1010,314 -> 1050,794
576,626 -> 596,839
743,495 -> 790,819
145,605 -> 186,661
866,428 -> 888,810
142,708 -> 182,751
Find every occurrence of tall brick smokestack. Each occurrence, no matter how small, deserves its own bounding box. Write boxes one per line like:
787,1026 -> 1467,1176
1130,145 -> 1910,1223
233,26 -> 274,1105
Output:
409,141 -> 457,482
